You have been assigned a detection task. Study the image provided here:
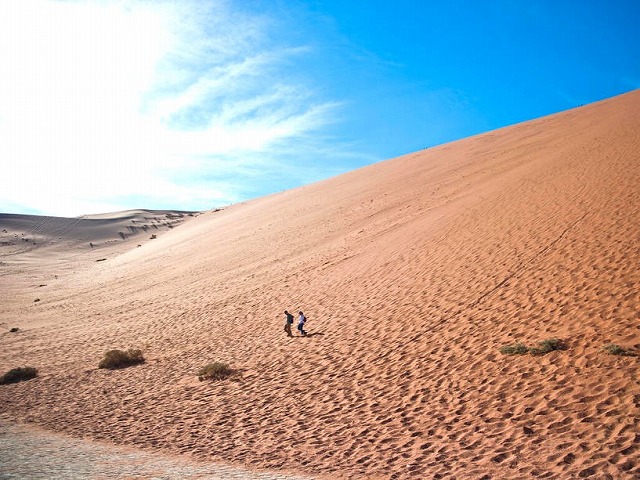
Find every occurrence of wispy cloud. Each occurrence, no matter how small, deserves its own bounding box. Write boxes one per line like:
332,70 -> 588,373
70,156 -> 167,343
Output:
0,0 -> 342,216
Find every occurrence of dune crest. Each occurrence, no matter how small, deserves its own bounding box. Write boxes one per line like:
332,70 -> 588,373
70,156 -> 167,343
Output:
1,90 -> 639,479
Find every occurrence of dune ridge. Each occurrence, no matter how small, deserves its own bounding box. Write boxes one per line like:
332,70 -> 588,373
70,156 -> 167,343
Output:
1,90 -> 639,478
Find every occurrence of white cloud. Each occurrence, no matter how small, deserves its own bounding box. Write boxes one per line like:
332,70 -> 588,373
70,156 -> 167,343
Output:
0,0 -> 339,216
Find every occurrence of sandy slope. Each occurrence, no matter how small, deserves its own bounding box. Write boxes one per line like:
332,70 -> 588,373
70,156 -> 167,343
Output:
1,90 -> 639,479
0,210 -> 195,313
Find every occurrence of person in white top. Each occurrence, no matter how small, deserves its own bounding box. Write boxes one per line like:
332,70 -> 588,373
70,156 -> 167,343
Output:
297,311 -> 307,336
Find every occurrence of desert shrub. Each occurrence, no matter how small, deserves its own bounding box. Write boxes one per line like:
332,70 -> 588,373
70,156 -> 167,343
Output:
1,366 -> 37,385
500,338 -> 566,356
9,327 -> 19,333
98,349 -> 145,370
499,343 -> 529,355
198,362 -> 233,381
529,338 -> 564,356
603,344 -> 635,356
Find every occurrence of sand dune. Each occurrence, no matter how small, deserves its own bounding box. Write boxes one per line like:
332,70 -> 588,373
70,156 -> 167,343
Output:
0,209 -> 195,301
1,90 -> 639,479
0,209 -> 194,259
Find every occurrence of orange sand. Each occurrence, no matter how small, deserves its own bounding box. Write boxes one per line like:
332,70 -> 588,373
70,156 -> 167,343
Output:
1,90 -> 639,479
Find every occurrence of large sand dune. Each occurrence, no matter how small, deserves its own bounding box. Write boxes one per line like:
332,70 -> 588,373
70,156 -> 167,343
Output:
1,90 -> 639,479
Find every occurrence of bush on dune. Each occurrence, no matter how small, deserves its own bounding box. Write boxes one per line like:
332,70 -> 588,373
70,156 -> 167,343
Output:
499,343 -> 529,355
603,344 -> 636,356
0,366 -> 37,385
198,362 -> 233,381
98,349 -> 145,370
529,338 -> 565,355
499,338 -> 566,356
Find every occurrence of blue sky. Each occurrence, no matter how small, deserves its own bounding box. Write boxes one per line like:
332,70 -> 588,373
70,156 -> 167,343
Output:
1,0 -> 639,217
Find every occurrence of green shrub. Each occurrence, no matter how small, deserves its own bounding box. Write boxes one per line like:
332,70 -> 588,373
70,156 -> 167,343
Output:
98,349 -> 145,370
500,338 -> 566,356
499,343 -> 529,355
603,344 -> 635,356
198,362 -> 233,381
529,338 -> 564,356
0,366 -> 37,385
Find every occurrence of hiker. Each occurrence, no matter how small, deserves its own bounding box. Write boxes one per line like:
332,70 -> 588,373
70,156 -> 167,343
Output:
297,311 -> 307,336
284,310 -> 294,337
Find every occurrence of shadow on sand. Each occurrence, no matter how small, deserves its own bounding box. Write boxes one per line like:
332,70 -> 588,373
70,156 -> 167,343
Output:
287,332 -> 325,338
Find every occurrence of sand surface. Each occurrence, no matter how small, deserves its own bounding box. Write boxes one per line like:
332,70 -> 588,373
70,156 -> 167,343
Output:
0,419 -> 312,480
1,90 -> 639,479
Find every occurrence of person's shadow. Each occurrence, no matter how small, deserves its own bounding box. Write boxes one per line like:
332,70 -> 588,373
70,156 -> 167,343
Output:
302,332 -> 324,338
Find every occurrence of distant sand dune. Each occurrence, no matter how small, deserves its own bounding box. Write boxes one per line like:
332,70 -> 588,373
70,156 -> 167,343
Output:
1,90 -> 639,479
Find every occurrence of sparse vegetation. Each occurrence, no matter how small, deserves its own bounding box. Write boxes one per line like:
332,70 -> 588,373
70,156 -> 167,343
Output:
98,349 -> 145,370
499,343 -> 529,355
603,344 -> 636,356
150,234 -> 157,239
198,362 -> 233,381
499,338 -> 566,356
9,327 -> 19,333
1,366 -> 37,385
529,338 -> 565,355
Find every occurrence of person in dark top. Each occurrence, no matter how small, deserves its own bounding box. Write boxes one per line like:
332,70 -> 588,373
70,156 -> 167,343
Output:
284,310 -> 294,337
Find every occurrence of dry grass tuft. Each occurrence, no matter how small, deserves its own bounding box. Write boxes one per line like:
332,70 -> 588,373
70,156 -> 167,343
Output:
198,362 -> 233,381
98,349 -> 145,370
